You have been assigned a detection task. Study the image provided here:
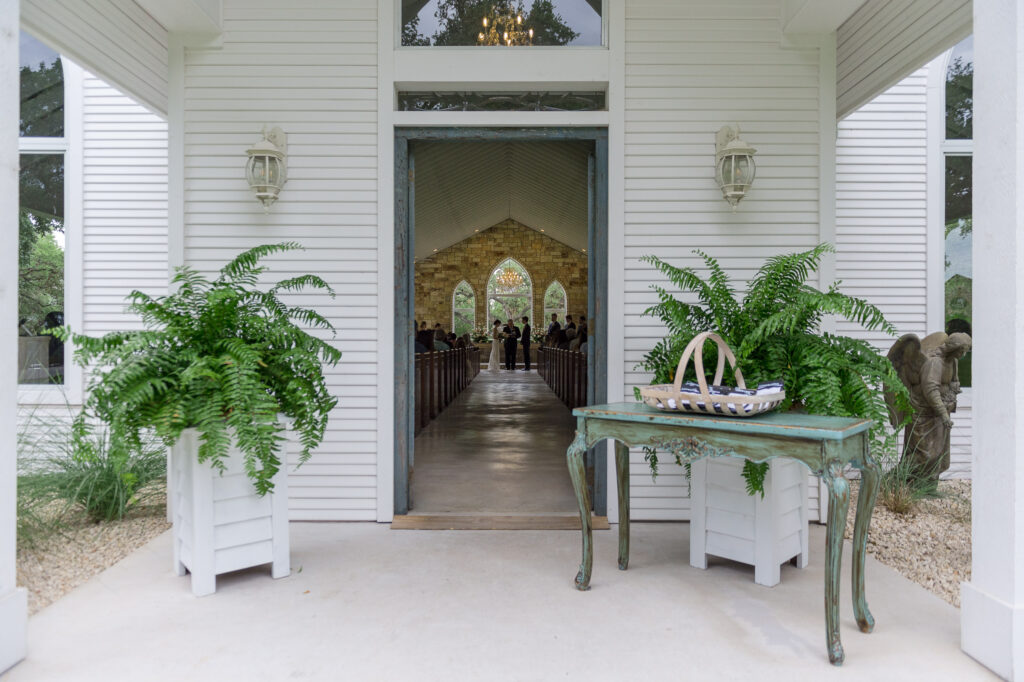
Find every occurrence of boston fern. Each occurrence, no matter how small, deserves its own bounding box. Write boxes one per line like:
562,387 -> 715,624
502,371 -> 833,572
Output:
59,243 -> 341,495
638,244 -> 906,492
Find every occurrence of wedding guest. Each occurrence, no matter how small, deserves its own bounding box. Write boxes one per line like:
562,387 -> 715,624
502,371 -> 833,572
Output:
520,316 -> 532,371
414,327 -> 428,354
461,332 -> 473,348
554,328 -> 570,350
565,314 -> 576,331
446,331 -> 458,346
569,328 -> 582,352
419,320 -> 427,330
580,340 -> 588,355
433,329 -> 450,350
547,313 -> 561,338
454,336 -> 467,349
416,330 -> 434,352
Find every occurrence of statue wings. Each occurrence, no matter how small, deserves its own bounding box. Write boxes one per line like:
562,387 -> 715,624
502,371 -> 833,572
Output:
885,332 -> 947,427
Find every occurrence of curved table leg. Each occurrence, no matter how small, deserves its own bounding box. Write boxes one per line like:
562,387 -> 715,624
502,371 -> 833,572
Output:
568,430 -> 593,590
615,441 -> 630,570
852,445 -> 879,633
823,460 -> 850,666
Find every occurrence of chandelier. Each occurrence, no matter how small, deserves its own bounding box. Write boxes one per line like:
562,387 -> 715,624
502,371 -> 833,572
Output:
477,3 -> 534,46
495,267 -> 525,291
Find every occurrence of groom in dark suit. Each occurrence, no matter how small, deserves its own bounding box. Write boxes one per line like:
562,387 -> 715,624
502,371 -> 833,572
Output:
520,316 -> 531,371
502,320 -> 520,370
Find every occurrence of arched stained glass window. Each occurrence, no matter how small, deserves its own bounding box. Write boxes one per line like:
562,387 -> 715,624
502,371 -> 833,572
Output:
486,258 -> 532,325
543,281 -> 567,327
452,280 -> 475,336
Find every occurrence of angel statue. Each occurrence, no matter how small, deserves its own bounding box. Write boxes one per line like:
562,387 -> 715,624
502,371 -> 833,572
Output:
885,332 -> 972,487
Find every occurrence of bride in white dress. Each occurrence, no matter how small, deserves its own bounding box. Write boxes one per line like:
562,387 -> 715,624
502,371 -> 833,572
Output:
488,319 -> 503,373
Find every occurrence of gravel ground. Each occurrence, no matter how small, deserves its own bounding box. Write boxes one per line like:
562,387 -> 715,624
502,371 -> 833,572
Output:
845,479 -> 971,607
16,496 -> 170,614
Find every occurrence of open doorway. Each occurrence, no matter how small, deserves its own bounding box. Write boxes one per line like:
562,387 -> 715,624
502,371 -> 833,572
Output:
394,129 -> 608,522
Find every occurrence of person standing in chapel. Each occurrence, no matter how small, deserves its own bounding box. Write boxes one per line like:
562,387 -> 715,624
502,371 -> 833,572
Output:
547,312 -> 561,342
502,320 -> 520,370
520,316 -> 531,372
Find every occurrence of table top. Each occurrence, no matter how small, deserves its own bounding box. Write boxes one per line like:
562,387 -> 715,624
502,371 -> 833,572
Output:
572,402 -> 872,441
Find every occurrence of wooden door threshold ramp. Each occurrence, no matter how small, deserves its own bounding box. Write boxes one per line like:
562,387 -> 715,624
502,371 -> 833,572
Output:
391,514 -> 610,531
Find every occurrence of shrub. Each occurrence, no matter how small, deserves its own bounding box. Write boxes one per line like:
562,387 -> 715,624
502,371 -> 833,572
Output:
637,244 -> 908,493
58,243 -> 341,495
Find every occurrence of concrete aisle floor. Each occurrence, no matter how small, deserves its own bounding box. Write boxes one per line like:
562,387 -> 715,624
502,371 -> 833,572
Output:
4,523 -> 994,682
411,369 -> 578,515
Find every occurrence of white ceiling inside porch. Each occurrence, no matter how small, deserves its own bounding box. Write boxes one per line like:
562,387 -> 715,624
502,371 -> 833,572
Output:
412,140 -> 591,260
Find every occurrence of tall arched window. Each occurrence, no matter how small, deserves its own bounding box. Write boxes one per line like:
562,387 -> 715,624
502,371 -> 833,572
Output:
486,258 -> 532,325
543,280 -> 567,326
452,280 -> 475,336
19,31 -> 69,386
941,35 -> 973,386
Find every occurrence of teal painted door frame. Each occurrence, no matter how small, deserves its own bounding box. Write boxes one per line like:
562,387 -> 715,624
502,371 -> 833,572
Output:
394,127 -> 610,516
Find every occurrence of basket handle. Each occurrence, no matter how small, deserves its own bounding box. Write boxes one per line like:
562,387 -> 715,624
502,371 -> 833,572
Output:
672,332 -> 747,402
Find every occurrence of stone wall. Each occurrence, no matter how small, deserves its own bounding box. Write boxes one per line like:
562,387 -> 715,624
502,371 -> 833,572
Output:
414,219 -> 588,334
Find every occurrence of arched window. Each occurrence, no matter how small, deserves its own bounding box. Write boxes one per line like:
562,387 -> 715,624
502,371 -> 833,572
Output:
543,281 -> 567,326
940,35 -> 973,386
452,280 -> 475,336
19,31 -> 69,386
486,258 -> 532,326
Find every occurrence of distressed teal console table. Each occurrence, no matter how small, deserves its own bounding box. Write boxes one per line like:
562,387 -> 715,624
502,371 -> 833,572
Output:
566,403 -> 877,666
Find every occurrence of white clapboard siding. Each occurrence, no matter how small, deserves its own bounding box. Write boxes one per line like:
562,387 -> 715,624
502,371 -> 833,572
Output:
624,0 -> 823,521
836,0 -> 970,119
82,72 -> 169,336
21,0 -> 169,116
836,66 -> 971,479
836,68 -> 929,349
183,0 -> 378,521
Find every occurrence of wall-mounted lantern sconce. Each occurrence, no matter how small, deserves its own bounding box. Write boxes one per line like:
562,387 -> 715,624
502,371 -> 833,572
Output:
714,124 -> 756,210
245,126 -> 287,213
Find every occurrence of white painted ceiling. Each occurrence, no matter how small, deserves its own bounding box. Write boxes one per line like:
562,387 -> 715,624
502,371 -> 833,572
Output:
412,140 -> 591,259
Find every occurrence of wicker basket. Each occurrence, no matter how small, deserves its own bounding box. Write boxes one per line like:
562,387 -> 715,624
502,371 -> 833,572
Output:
639,332 -> 785,417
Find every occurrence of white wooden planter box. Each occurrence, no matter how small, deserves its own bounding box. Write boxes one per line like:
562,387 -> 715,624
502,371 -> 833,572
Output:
689,456 -> 809,587
170,429 -> 290,596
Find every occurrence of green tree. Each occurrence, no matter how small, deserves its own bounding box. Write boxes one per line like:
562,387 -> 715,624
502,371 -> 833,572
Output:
944,56 -> 972,237
20,57 -> 64,137
19,230 -> 63,334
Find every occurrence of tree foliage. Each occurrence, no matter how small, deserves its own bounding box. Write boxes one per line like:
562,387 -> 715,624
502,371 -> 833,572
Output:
20,57 -> 64,137
58,243 -> 342,495
945,56 -> 973,237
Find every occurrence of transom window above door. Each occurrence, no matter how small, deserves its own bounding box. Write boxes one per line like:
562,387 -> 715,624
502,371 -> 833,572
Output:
401,0 -> 605,47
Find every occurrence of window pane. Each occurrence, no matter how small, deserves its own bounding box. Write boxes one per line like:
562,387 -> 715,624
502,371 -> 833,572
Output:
398,91 -> 606,112
487,259 -> 532,324
945,36 -> 973,140
453,281 -> 475,336
402,0 -> 602,47
543,281 -> 567,325
19,154 -> 65,385
944,155 -> 971,387
20,32 -> 64,138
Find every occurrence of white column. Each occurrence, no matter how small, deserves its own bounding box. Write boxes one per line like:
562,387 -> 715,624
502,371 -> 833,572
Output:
961,0 -> 1024,678
0,0 -> 29,674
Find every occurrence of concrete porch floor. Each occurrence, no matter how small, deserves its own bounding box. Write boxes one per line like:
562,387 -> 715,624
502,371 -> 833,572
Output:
4,522 -> 993,681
